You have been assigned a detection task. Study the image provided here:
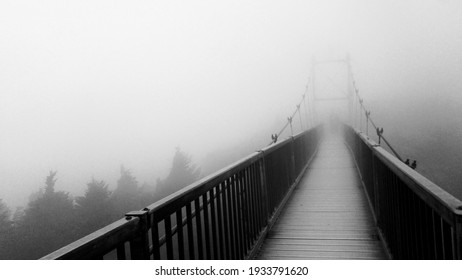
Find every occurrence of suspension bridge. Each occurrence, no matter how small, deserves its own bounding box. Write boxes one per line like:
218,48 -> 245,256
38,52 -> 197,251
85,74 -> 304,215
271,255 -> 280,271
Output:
41,58 -> 462,260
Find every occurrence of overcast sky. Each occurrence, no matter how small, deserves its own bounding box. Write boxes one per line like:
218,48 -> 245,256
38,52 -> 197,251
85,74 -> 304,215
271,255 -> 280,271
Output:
1,0 -> 462,209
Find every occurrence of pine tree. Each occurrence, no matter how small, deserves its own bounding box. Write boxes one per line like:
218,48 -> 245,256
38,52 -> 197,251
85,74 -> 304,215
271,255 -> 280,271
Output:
75,178 -> 113,235
0,199 -> 11,232
111,166 -> 141,217
155,148 -> 201,199
0,199 -> 13,259
14,171 -> 77,259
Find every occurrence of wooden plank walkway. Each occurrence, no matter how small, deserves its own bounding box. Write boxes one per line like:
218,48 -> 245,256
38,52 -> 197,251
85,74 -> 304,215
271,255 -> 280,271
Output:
256,132 -> 387,260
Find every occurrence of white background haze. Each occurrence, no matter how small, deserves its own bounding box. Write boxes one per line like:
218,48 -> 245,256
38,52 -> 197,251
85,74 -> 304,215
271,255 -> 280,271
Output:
1,0 -> 462,210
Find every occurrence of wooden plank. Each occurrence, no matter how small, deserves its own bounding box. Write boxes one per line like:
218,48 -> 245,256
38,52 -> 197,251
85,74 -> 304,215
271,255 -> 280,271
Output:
256,134 -> 386,260
258,249 -> 385,259
262,244 -> 384,252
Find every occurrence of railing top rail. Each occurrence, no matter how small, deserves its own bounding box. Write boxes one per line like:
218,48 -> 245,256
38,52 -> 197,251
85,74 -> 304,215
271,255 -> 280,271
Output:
261,134 -> 296,154
146,130 -> 308,218
145,150 -> 263,218
40,217 -> 141,260
355,129 -> 462,218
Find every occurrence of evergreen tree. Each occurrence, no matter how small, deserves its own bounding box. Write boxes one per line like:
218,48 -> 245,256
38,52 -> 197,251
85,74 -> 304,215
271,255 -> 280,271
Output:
14,171 -> 77,259
155,148 -> 201,199
114,166 -> 138,196
75,178 -> 113,235
0,199 -> 11,233
0,199 -> 13,259
0,199 -> 12,256
111,166 -> 141,217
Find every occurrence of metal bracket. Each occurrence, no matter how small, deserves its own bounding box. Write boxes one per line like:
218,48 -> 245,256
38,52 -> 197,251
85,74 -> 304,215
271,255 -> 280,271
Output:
376,127 -> 384,145
125,209 -> 150,229
271,134 -> 278,143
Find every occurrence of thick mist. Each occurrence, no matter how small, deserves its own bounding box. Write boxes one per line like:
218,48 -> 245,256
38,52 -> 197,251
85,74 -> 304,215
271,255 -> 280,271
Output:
1,0 -> 462,213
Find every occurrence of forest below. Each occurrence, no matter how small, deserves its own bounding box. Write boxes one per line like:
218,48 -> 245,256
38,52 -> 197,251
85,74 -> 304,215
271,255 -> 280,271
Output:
0,148 -> 201,259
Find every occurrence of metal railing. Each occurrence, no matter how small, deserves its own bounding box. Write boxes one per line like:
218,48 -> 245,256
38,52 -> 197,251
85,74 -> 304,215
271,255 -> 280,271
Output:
344,125 -> 462,259
41,126 -> 321,260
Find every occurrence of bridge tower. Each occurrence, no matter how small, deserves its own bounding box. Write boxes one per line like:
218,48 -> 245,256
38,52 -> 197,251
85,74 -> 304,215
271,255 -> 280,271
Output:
311,55 -> 354,127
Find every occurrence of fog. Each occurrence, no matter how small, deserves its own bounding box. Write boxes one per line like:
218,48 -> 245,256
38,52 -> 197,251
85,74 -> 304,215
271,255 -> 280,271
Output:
1,0 -> 462,211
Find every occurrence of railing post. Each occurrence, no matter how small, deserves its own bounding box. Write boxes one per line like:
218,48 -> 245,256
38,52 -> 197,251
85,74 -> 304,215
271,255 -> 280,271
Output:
290,137 -> 296,184
258,153 -> 270,225
125,209 -> 150,260
371,151 -> 380,221
455,212 -> 462,259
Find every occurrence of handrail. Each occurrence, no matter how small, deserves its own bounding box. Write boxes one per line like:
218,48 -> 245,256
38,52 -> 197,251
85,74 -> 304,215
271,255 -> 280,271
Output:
344,125 -> 462,259
41,217 -> 141,260
41,126 -> 321,260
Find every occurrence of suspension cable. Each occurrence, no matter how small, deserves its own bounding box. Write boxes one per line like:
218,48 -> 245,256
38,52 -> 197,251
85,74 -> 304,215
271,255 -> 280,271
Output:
268,93 -> 309,146
297,105 -> 303,131
349,68 -> 413,166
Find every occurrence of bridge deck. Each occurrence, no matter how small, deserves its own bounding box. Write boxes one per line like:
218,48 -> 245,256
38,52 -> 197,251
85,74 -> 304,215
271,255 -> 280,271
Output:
256,132 -> 387,259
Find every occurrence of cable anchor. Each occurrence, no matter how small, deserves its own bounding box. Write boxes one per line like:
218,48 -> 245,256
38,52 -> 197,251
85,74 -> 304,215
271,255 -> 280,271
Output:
376,127 -> 384,144
271,134 -> 278,143
288,117 -> 294,135
365,111 -> 371,135
404,159 -> 417,169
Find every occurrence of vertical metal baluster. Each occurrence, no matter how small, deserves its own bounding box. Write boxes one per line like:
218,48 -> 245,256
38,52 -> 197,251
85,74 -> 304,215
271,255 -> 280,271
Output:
222,181 -> 231,259
185,202 -> 195,259
216,184 -> 225,259
194,197 -> 204,259
455,214 -> 462,259
255,163 -> 264,231
259,157 -> 269,230
451,227 -> 456,259
165,216 -> 174,260
226,177 -> 236,259
442,220 -> 452,259
242,169 -> 251,251
432,210 -> 442,259
210,187 -> 219,259
236,171 -> 246,258
249,164 -> 257,240
419,200 -> 429,259
429,208 -> 437,259
202,192 -> 211,259
440,217 -> 446,260
151,220 -> 161,260
116,243 -> 126,260
231,174 -> 242,259
176,208 -> 185,260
